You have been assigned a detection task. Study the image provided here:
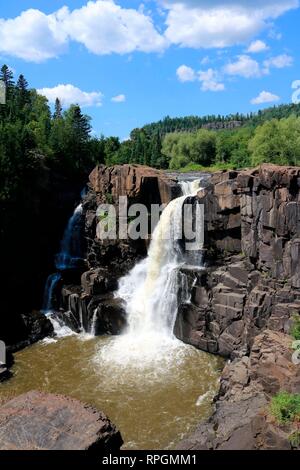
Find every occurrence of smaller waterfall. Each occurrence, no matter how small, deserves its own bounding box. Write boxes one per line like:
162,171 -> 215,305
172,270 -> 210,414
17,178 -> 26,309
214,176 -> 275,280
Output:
42,273 -> 61,314
42,202 -> 84,337
55,204 -> 83,271
90,309 -> 98,337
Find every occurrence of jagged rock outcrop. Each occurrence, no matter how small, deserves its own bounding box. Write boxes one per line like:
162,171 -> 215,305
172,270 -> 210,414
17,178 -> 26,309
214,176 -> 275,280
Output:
89,164 -> 180,205
0,391 -> 123,451
176,164 -> 300,450
176,164 -> 300,358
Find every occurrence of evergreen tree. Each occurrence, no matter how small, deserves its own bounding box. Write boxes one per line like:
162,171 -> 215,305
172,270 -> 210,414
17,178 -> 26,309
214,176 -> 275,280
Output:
16,74 -> 30,111
53,98 -> 63,120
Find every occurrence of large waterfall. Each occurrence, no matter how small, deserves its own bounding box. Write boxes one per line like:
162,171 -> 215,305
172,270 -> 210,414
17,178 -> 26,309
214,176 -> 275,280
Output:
96,179 -> 203,367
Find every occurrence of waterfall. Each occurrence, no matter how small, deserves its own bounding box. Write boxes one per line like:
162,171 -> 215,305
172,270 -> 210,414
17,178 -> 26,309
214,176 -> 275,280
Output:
96,178 -> 203,366
55,204 -> 83,271
42,273 -> 61,314
42,202 -> 84,336
90,308 -> 98,336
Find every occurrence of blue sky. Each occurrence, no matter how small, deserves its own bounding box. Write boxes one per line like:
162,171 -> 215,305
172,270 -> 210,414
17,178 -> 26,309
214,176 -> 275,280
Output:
0,0 -> 299,139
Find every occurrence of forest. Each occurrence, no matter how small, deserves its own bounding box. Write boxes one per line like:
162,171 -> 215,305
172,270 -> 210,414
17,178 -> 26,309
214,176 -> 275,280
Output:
1,63 -> 300,206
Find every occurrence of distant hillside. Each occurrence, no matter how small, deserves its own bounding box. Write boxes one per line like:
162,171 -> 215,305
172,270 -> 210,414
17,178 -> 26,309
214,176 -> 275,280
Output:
141,103 -> 300,137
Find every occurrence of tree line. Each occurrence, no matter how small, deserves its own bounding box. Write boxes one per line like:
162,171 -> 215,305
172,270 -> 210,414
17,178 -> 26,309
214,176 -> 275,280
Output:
1,62 -> 300,198
159,115 -> 300,170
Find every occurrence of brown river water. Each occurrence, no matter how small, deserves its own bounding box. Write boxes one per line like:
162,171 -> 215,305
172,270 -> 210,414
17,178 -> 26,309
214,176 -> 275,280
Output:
0,334 -> 223,450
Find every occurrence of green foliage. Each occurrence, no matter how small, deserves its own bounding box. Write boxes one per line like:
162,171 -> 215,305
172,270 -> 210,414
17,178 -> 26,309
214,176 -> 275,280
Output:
249,117 -> 300,166
179,162 -> 234,173
161,129 -> 217,170
289,431 -> 300,448
270,392 -> 300,424
291,315 -> 300,340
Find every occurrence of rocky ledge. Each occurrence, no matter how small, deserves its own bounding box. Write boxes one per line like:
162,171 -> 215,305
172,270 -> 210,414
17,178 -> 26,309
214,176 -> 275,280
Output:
0,391 -> 123,451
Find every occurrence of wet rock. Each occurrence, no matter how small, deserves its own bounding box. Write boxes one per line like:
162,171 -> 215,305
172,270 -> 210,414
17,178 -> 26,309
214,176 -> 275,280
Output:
0,391 -> 123,451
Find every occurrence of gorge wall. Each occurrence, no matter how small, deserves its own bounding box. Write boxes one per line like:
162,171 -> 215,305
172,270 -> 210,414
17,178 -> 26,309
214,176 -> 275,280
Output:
176,164 -> 300,450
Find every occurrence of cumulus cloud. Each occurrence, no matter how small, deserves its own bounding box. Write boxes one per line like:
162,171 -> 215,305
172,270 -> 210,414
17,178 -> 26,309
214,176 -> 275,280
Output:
177,65 -> 224,91
162,0 -> 298,49
0,8 -> 68,62
37,84 -> 103,107
251,90 -> 280,104
198,68 -> 225,91
0,1 -> 166,62
264,54 -> 293,70
176,65 -> 197,82
0,1 -> 298,62
247,40 -> 269,53
63,1 -> 167,55
111,94 -> 126,103
224,55 -> 262,78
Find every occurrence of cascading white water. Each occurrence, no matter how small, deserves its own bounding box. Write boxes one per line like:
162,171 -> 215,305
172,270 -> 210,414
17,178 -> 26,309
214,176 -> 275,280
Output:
55,203 -> 83,271
42,202 -> 84,337
96,178 -> 203,368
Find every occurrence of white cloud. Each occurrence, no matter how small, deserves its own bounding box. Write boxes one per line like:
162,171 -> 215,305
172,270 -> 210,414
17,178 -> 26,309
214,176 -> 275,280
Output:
111,94 -> 126,103
264,53 -> 293,70
0,1 -> 298,62
63,1 -> 167,55
247,40 -> 269,53
162,0 -> 298,49
0,1 -> 166,62
198,68 -> 225,91
37,84 -> 103,107
0,8 -> 68,62
177,65 -> 224,91
251,90 -> 280,104
176,65 -> 197,82
224,55 -> 262,78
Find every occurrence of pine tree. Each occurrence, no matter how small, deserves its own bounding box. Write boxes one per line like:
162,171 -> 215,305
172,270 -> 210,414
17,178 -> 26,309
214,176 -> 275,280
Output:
53,98 -> 63,120
16,74 -> 30,110
0,65 -> 14,89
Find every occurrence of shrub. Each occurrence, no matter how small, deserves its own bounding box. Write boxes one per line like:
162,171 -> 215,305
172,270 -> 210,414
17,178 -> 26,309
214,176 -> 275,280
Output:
270,392 -> 300,424
291,315 -> 300,341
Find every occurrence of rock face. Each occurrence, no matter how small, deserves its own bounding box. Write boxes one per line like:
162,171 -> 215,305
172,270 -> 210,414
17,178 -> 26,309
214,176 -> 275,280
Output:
89,164 -> 180,205
176,164 -> 300,450
0,391 -> 123,451
176,164 -> 300,358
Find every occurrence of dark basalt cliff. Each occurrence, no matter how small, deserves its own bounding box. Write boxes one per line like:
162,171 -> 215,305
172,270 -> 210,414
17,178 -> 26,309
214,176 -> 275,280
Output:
175,164 -> 300,450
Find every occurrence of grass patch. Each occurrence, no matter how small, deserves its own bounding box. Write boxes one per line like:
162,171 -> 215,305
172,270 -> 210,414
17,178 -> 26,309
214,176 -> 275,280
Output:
291,315 -> 300,341
270,392 -> 300,424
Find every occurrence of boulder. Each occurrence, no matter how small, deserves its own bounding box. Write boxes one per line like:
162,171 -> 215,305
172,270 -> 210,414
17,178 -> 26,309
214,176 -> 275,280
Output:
0,391 -> 123,451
